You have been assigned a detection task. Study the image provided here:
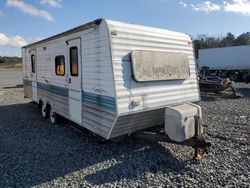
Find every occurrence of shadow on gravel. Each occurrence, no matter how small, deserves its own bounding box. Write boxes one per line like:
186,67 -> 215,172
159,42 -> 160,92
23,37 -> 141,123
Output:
0,102 -> 191,187
201,92 -> 240,101
3,84 -> 23,89
83,143 -> 188,185
237,88 -> 250,98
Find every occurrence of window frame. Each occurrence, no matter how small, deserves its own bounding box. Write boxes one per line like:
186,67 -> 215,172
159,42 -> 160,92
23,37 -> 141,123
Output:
69,46 -> 79,76
55,55 -> 66,76
31,54 -> 35,73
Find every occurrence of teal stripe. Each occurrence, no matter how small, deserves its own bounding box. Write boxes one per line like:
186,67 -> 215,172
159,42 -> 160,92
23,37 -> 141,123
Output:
83,91 -> 116,112
23,79 -> 32,86
37,82 -> 68,97
24,79 -> 116,112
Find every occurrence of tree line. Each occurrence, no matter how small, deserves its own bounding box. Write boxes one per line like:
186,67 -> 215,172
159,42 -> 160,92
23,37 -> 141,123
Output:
0,56 -> 22,64
194,32 -> 250,59
1,32 -> 250,63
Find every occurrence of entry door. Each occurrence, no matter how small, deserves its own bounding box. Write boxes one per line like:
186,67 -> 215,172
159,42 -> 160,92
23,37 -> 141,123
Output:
67,39 -> 82,124
30,50 -> 37,102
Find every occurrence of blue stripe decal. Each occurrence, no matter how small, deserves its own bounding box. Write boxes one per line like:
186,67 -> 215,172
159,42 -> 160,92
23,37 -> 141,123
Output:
83,91 -> 116,112
23,79 -> 115,112
23,79 -> 32,86
37,82 -> 68,97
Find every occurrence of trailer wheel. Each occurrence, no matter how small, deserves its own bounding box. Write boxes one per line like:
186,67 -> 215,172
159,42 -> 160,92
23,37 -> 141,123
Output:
229,72 -> 239,81
49,107 -> 58,124
41,103 -> 48,118
38,100 -> 43,112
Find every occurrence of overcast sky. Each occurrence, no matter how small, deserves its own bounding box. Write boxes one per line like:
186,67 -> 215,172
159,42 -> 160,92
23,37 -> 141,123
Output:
1,0 -> 250,56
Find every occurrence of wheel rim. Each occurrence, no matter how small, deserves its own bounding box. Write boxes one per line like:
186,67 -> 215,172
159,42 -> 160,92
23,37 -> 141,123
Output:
230,74 -> 238,81
41,104 -> 47,117
50,109 -> 56,123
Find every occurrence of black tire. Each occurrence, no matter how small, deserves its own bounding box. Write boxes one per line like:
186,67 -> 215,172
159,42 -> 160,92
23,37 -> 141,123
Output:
41,103 -> 49,118
49,106 -> 58,124
38,100 -> 43,112
229,72 -> 238,82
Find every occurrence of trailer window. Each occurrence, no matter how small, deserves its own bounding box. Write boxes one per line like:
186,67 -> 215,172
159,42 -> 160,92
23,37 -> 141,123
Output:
55,56 -> 65,76
31,54 -> 35,73
70,46 -> 78,76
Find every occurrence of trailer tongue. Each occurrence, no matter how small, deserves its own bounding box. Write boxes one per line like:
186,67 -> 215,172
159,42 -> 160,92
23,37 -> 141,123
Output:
133,104 -> 211,160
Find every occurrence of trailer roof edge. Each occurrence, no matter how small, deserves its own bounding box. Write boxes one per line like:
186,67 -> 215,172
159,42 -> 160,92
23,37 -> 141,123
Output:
22,18 -> 103,49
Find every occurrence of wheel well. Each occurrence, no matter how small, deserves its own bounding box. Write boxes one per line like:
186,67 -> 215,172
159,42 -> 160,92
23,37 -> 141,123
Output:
47,103 -> 52,110
39,99 -> 52,111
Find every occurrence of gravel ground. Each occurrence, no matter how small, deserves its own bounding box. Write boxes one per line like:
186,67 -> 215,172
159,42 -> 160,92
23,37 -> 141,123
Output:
0,69 -> 249,188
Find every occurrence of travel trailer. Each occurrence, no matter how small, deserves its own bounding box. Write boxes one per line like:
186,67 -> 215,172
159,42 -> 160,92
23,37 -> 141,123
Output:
22,19 -> 209,158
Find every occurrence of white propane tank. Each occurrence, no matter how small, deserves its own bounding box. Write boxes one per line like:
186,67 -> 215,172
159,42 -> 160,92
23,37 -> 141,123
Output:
165,103 -> 203,142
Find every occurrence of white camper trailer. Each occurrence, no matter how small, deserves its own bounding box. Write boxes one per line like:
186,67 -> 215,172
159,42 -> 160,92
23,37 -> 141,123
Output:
22,19 -> 209,157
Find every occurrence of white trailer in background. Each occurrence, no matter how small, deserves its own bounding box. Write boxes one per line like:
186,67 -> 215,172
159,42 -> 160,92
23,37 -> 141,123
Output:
198,46 -> 250,81
22,19 -> 210,159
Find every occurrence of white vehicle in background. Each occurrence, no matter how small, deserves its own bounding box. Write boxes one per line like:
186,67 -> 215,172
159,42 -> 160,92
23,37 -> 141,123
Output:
22,18 -> 210,159
198,46 -> 250,82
